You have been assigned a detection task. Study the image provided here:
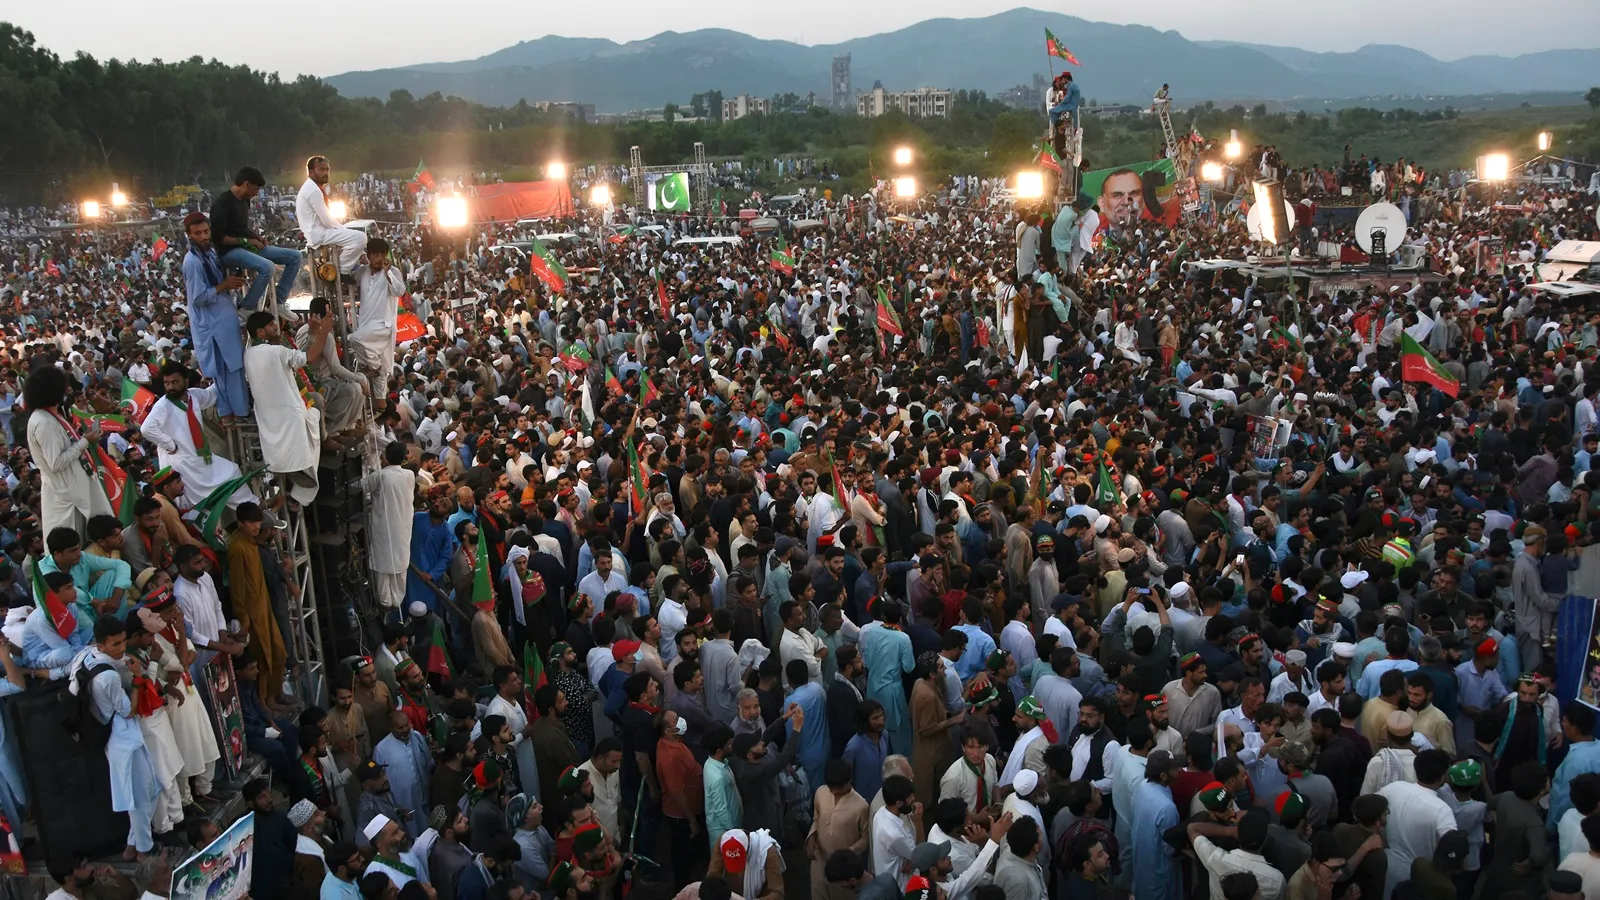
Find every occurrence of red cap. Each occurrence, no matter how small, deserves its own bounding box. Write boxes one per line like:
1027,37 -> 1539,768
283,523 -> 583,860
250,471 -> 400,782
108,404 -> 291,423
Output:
612,639 -> 642,661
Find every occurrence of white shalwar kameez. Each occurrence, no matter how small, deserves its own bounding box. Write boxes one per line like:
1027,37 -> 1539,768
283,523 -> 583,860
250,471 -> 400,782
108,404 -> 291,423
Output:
350,264 -> 406,399
75,650 -> 161,853
296,179 -> 367,274
154,628 -> 219,796
143,388 -> 255,508
364,465 -> 417,609
243,342 -> 322,503
27,410 -> 113,538
135,699 -> 186,835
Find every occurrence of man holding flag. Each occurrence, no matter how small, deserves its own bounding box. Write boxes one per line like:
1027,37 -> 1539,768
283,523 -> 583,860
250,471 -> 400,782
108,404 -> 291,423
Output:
142,362 -> 258,512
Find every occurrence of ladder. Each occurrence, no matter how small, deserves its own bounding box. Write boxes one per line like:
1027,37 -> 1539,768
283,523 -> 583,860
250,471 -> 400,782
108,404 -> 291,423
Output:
1156,97 -> 1178,159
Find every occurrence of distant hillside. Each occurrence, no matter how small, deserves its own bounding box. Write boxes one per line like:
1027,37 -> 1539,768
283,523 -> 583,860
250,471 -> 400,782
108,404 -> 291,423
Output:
324,7 -> 1600,112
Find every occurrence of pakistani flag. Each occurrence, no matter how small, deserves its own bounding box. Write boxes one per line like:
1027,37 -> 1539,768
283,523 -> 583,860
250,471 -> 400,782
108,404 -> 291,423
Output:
650,173 -> 692,212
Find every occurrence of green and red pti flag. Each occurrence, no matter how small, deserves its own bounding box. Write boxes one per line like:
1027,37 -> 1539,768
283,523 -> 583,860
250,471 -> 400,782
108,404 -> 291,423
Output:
121,378 -> 157,423
875,286 -> 904,337
625,437 -> 646,515
1037,142 -> 1063,175
770,236 -> 796,275
528,236 -> 569,292
656,274 -> 672,320
1045,28 -> 1081,65
411,160 -> 436,191
1400,334 -> 1459,397
471,527 -> 494,613
425,617 -> 453,680
151,235 -> 169,261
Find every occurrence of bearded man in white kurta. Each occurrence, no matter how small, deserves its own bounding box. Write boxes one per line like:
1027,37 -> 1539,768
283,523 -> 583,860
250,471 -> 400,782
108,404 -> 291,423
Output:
242,310 -> 330,504
363,441 -> 417,609
348,239 -> 406,402
142,362 -> 256,509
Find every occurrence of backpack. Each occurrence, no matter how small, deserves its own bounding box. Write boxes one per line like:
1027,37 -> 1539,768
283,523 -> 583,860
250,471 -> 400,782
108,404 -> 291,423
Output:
63,662 -> 117,749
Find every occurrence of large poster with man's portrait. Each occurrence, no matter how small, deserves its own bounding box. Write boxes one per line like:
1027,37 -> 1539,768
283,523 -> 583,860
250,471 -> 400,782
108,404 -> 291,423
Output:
1080,159 -> 1183,229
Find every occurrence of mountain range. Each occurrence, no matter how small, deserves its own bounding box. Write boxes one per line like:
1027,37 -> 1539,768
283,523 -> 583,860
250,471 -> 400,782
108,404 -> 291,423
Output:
324,7 -> 1600,113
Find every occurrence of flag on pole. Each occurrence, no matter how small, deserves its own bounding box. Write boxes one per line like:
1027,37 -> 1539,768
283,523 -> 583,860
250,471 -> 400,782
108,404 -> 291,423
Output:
1037,142 -> 1063,175
45,259 -> 60,278
1269,325 -> 1302,352
607,226 -> 635,245
558,344 -> 592,373
1094,462 -> 1119,506
640,372 -> 659,406
424,618 -> 453,679
875,286 -> 904,337
604,366 -> 622,395
770,236 -> 796,275
32,560 -> 75,639
580,380 -> 595,427
1045,28 -> 1082,65
527,236 -> 570,292
71,408 -> 129,434
522,642 -> 548,718
395,313 -> 427,343
471,527 -> 494,613
625,437 -> 646,515
151,236 -> 169,261
656,274 -> 672,320
1400,334 -> 1459,397
411,160 -> 436,190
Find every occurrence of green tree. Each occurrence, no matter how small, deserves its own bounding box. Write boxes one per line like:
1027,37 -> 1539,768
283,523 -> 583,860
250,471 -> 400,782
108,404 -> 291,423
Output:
1588,87 -> 1600,113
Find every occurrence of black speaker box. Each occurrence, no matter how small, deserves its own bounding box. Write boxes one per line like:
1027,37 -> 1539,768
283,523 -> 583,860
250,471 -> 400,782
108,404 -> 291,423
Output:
11,681 -> 130,868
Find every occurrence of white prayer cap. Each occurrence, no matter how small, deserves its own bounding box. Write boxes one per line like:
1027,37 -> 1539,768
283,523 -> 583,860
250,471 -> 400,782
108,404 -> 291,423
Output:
1169,582 -> 1191,600
1093,515 -> 1111,534
1013,769 -> 1039,796
1331,642 -> 1357,660
363,814 -> 392,842
446,431 -> 459,442
408,601 -> 428,618
1340,571 -> 1368,590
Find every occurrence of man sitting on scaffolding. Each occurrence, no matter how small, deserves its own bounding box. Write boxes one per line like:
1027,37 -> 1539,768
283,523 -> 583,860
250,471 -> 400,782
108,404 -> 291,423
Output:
295,155 -> 367,284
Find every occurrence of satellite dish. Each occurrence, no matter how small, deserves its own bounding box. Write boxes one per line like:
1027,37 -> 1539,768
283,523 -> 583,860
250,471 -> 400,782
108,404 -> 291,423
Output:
1354,202 -> 1408,254
1246,200 -> 1296,242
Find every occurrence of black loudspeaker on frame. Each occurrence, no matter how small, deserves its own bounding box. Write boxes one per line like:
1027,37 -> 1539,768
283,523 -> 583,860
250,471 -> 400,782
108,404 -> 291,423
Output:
10,681 -> 130,868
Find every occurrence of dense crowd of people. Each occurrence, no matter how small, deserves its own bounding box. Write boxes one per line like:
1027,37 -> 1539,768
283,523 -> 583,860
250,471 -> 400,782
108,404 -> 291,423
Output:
2,136 -> 1600,900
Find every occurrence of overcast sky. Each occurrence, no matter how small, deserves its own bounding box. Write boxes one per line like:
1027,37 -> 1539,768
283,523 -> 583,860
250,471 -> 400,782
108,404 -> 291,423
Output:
9,0 -> 1596,76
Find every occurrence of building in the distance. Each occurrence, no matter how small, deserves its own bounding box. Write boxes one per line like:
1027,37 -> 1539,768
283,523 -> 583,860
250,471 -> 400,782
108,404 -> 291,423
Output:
532,101 -> 596,124
1083,104 -> 1144,118
831,55 -> 852,110
856,83 -> 953,119
998,75 -> 1046,111
722,94 -> 772,121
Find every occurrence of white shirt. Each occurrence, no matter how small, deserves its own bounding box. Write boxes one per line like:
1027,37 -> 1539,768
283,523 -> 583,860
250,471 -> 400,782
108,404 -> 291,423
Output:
1560,808 -> 1593,862
296,178 -> 343,240
657,598 -> 688,665
1192,836 -> 1285,900
1215,705 -> 1257,757
1560,852 -> 1600,900
777,627 -> 824,683
1378,781 -> 1455,890
586,644 -> 616,689
870,806 -> 917,888
175,572 -> 226,649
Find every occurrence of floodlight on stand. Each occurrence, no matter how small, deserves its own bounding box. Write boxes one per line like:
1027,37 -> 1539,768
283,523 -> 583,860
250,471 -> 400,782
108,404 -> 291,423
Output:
436,195 -> 469,229
1251,179 -> 1288,246
82,200 -> 101,219
892,146 -> 913,167
1478,153 -> 1510,182
589,185 -> 612,206
1014,171 -> 1045,200
1224,129 -> 1242,160
893,177 -> 917,199
327,199 -> 347,221
547,161 -> 567,180
110,183 -> 127,207
1201,161 -> 1225,182
1537,131 -> 1552,152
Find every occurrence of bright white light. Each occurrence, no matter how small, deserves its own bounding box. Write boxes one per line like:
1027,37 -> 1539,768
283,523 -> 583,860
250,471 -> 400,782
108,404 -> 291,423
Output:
110,190 -> 127,207
1201,161 -> 1225,182
893,146 -> 913,167
1252,181 -> 1278,245
893,177 -> 917,199
548,161 -> 568,179
82,200 -> 101,219
589,185 -> 612,206
1480,153 -> 1510,181
436,195 -> 469,229
1538,131 -> 1552,152
1014,171 -> 1045,200
327,199 -> 347,221
1225,129 -> 1242,160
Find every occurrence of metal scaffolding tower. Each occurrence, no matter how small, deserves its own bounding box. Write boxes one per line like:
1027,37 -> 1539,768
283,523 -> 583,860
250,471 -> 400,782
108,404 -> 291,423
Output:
630,142 -> 713,212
